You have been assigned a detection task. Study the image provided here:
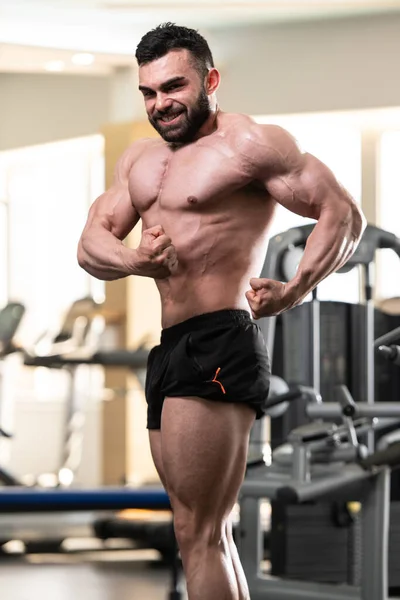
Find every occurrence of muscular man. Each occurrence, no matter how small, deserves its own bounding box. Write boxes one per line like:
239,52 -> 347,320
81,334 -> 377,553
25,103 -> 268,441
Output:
78,23 -> 366,600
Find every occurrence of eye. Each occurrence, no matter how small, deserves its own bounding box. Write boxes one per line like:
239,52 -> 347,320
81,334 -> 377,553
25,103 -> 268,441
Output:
167,84 -> 182,92
142,90 -> 155,98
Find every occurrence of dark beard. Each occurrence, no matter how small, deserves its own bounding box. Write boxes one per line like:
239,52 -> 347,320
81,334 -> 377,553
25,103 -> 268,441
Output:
148,88 -> 211,144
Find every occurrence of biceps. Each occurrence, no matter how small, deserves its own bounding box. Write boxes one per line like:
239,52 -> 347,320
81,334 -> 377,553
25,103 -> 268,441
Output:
265,154 -> 342,219
86,185 -> 140,240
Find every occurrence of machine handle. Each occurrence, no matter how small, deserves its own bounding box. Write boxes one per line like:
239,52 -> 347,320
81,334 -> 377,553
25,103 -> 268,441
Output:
24,349 -> 150,369
359,441 -> 400,470
374,326 -> 400,349
93,349 -> 149,369
265,385 -> 304,409
307,402 -> 400,420
377,345 -> 400,366
288,421 -> 337,443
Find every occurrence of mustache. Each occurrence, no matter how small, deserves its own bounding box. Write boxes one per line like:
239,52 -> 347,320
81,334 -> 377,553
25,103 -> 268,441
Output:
153,107 -> 186,120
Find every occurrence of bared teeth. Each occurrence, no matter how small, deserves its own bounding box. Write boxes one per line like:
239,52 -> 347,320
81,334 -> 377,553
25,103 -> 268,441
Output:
162,113 -> 181,122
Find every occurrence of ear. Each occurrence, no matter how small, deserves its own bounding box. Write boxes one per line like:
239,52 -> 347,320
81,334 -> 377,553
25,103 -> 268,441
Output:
205,68 -> 220,95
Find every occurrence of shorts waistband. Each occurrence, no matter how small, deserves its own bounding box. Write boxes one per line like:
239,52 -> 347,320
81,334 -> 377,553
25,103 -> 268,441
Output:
161,310 -> 251,344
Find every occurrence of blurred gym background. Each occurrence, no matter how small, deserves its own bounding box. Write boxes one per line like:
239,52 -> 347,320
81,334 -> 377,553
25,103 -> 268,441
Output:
1,0 -> 400,489
1,1 -> 400,598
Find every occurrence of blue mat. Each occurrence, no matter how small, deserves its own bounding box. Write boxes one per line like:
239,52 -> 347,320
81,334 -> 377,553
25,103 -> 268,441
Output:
0,487 -> 170,512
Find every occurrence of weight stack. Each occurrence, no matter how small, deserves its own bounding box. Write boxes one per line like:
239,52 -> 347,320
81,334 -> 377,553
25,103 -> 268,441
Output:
271,500 -> 400,588
271,301 -> 351,449
270,502 -> 360,584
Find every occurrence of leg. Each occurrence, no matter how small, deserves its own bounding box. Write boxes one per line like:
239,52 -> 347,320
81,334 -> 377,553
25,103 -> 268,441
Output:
149,429 -> 169,491
161,395 -> 255,600
149,429 -> 250,600
150,429 -> 249,599
226,515 -> 250,600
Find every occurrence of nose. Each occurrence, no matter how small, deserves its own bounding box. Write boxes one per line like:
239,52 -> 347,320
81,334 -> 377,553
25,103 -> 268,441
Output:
155,92 -> 173,113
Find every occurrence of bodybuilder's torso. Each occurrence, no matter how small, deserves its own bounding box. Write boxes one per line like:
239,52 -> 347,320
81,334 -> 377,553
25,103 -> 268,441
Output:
129,113 -> 276,327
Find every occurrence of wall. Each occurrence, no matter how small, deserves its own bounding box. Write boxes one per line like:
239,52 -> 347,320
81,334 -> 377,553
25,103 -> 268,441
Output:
2,13 -> 400,152
0,73 -> 111,151
212,13 -> 400,115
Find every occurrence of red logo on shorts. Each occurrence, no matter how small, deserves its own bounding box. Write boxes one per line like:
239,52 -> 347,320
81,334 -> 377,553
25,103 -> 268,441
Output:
212,367 -> 226,394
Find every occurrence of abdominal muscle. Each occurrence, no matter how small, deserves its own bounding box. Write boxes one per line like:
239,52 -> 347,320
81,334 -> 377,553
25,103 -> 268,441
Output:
141,176 -> 274,328
156,267 -> 252,328
151,214 -> 271,328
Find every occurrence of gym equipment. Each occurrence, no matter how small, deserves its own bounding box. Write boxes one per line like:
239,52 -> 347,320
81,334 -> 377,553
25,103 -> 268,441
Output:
0,486 -> 182,600
0,486 -> 169,512
258,223 -> 400,451
25,341 -> 178,565
239,222 -> 400,599
0,303 -> 181,599
238,377 -> 400,600
7,301 -> 182,598
376,326 -> 400,366
22,346 -> 149,488
0,302 -> 25,357
255,223 -> 400,584
248,374 -> 318,464
93,511 -> 176,564
0,302 -> 25,486
248,223 -> 400,582
22,296 -> 149,487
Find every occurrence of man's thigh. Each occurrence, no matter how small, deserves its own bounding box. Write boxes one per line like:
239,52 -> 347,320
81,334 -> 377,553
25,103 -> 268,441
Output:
160,395 -> 255,517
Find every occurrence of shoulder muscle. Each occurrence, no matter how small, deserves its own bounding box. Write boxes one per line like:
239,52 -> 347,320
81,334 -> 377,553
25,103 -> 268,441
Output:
239,123 -> 304,178
113,138 -> 158,186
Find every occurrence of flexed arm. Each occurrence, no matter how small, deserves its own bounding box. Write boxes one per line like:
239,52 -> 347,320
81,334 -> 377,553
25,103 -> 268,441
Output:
244,125 -> 366,317
78,142 -> 177,281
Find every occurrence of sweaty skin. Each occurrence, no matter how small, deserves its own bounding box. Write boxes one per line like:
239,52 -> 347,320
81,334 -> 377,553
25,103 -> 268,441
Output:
78,112 -> 365,327
78,48 -> 365,327
128,115 -> 278,327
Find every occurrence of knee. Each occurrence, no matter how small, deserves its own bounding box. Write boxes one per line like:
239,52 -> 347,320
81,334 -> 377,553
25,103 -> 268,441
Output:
173,506 -> 225,552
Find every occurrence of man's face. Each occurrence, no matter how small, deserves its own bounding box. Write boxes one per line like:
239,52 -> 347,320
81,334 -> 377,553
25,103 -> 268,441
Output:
138,49 -> 211,144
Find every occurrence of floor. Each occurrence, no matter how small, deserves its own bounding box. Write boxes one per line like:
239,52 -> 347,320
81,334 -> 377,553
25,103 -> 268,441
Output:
3,549 -> 400,600
0,550 -> 187,600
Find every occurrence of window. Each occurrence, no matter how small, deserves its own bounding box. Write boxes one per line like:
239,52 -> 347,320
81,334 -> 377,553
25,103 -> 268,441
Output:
378,130 -> 400,300
0,202 -> 8,308
255,114 -> 362,303
0,135 -> 105,402
1,135 -> 105,345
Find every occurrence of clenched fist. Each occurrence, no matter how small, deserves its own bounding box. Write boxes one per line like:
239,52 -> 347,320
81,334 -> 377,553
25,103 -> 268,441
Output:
245,277 -> 292,319
135,225 -> 178,279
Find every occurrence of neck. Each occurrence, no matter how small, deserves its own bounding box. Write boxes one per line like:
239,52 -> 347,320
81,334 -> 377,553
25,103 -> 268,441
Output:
194,106 -> 220,140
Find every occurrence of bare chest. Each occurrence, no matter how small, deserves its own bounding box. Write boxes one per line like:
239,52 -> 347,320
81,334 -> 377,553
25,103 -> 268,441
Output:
128,141 -> 253,215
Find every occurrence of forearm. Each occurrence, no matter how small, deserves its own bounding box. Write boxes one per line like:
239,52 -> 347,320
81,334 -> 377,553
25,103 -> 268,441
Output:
286,202 -> 366,304
78,227 -> 138,281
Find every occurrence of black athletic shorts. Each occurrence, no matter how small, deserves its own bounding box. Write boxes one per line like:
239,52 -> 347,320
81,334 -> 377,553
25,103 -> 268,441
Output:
145,309 -> 271,430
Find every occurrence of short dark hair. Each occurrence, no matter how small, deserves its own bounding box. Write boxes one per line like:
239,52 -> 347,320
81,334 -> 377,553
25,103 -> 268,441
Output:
135,23 -> 214,77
